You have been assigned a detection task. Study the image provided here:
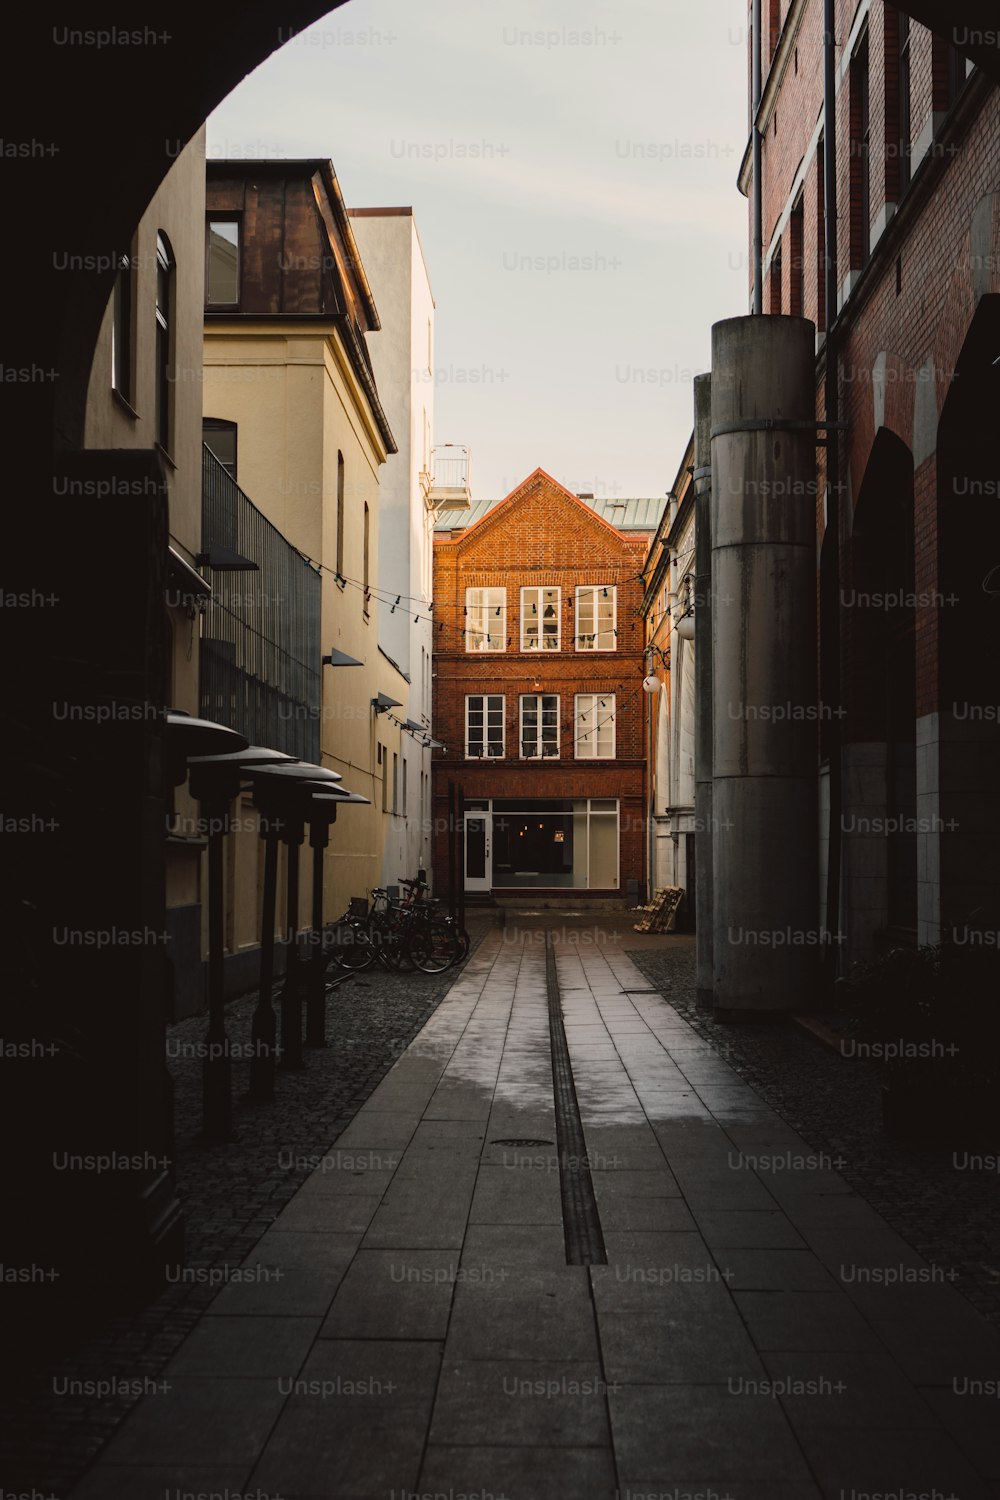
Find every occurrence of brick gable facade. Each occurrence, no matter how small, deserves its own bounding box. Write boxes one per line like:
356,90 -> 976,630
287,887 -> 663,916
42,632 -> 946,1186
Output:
431,469 -> 656,901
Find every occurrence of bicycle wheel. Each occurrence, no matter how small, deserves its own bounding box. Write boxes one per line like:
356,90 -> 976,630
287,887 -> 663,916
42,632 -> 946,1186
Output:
328,919 -> 376,972
453,925 -> 471,962
408,920 -> 458,974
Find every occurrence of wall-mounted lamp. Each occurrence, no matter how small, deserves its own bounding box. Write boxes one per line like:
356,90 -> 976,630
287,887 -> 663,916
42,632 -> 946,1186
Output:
372,692 -> 403,715
322,648 -> 364,667
195,543 -> 260,572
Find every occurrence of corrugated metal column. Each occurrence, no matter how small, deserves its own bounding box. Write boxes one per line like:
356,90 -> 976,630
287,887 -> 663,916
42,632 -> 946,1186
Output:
710,315 -> 819,1015
693,373 -> 714,1008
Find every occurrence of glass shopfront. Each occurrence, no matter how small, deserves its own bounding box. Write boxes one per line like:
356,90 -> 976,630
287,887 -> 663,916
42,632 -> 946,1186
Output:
466,798 -> 619,890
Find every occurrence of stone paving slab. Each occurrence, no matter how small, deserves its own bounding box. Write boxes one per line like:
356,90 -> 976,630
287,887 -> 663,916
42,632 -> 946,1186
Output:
419,1444 -> 618,1500
66,924 -> 1000,1500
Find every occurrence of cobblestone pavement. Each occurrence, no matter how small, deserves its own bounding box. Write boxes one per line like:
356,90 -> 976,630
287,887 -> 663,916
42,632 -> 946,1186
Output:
2,913 -> 498,1499
626,936 -> 1000,1332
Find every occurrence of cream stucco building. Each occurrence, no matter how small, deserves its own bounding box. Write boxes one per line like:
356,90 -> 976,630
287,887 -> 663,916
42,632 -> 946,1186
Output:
202,160 -> 404,971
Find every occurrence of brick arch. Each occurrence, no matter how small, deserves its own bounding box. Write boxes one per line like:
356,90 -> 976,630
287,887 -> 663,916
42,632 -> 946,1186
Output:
850,351 -> 916,505
933,193 -> 1000,416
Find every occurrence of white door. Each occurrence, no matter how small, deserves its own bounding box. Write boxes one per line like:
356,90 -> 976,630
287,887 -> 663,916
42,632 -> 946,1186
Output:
464,809 -> 491,892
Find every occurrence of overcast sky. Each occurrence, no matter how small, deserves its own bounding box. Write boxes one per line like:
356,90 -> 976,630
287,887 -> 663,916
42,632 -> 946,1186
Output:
209,0 -> 750,501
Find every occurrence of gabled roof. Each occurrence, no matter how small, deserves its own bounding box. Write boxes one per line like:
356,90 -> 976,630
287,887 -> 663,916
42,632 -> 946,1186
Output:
435,478 -> 665,535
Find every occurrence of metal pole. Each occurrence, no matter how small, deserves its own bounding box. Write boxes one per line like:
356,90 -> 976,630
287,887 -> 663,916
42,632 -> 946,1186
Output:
305,821 -> 329,1047
752,0 -> 763,314
279,813 -> 304,1069
448,779 -> 456,920
823,0 -> 843,976
647,651 -> 655,902
457,785 -> 466,932
200,799 -> 234,1141
693,373 -> 714,1007
247,827 -> 279,1101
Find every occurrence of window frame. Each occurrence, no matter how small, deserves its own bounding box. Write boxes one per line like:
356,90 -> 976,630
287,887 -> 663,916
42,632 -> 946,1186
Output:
519,693 -> 560,760
520,586 -> 561,652
465,587 -> 507,653
155,231 -> 174,455
205,214 -> 242,311
203,418 -> 237,481
574,585 -> 617,651
465,694 -> 506,759
850,27 -> 871,268
111,249 -> 134,407
574,693 -> 616,759
898,10 -> 912,193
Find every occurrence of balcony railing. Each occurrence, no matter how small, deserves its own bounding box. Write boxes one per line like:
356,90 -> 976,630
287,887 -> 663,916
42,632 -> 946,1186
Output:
199,445 -> 321,760
428,444 -> 472,510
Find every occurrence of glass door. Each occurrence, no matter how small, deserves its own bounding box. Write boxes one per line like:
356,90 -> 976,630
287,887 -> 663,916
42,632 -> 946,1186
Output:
464,808 -> 491,892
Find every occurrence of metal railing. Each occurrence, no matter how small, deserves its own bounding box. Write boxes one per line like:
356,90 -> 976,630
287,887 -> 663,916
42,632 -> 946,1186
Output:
430,444 -> 471,491
199,445 -> 321,760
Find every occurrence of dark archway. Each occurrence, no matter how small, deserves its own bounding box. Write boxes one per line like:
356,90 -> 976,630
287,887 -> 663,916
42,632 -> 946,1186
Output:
841,427 -> 917,959
936,293 -> 1000,941
1,1 -> 992,463
0,0 -> 994,1345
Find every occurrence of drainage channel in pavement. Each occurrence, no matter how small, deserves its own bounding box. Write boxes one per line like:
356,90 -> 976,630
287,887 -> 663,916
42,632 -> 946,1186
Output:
545,930 -> 607,1267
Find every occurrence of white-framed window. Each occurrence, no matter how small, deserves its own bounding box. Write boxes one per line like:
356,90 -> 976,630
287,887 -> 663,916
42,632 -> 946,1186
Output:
575,585 -> 616,650
520,694 -> 560,759
465,587 -> 506,651
520,587 -> 560,651
466,694 -> 505,758
575,693 -> 616,758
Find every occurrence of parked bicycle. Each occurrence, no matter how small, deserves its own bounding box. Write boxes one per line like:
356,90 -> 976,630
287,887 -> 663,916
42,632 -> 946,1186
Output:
328,876 -> 470,975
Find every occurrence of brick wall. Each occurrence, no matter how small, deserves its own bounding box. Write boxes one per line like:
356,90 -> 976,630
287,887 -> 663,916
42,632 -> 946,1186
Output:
757,0 -> 1000,726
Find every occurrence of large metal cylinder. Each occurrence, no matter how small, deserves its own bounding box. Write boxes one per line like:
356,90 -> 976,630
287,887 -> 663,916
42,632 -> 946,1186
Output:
710,315 -> 819,1013
693,374 -> 714,1008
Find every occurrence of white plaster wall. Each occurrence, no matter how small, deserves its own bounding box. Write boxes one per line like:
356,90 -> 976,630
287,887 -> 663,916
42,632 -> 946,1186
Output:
351,212 -> 437,882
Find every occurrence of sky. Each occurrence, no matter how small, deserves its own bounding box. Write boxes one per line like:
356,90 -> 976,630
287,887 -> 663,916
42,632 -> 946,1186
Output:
208,0 -> 750,502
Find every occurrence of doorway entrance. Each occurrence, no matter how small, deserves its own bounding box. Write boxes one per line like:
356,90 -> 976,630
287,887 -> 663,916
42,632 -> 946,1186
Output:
464,806 -> 491,892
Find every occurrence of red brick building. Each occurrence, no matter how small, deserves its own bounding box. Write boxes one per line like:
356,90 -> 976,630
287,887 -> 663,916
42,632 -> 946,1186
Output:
430,470 -> 662,903
744,1 -> 1000,963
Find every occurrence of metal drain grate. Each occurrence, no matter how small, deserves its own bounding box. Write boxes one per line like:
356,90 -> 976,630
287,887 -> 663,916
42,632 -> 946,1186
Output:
490,1138 -> 554,1148
545,933 -> 607,1266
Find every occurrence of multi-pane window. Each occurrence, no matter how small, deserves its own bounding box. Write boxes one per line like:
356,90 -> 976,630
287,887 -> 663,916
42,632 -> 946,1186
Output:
520,587 -> 560,651
466,695 -> 505,758
465,588 -> 506,652
206,217 -> 240,307
575,586 -> 616,650
520,695 -> 560,759
574,694 -> 616,759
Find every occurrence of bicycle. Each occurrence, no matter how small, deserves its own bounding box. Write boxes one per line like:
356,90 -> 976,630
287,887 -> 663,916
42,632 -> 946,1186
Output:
328,878 -> 471,975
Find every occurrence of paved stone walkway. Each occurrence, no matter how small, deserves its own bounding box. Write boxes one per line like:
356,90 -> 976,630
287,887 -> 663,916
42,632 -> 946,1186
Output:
69,928 -> 1000,1500
4,917 -> 497,1498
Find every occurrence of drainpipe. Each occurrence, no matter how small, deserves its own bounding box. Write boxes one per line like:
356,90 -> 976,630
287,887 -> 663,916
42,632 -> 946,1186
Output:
693,374 -> 714,1008
752,0 -> 763,314
647,645 -> 656,902
823,0 -> 844,977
